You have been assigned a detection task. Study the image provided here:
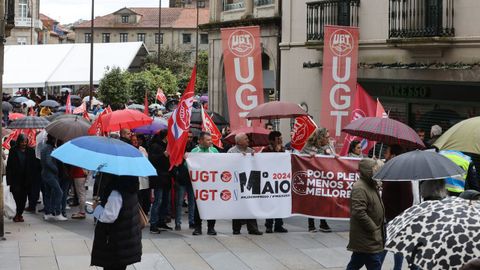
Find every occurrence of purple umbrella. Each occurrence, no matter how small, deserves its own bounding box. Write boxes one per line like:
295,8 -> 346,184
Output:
132,118 -> 168,135
200,95 -> 209,103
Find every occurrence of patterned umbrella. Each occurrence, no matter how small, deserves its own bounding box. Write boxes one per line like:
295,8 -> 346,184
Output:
386,197 -> 480,270
46,116 -> 91,142
342,117 -> 425,149
246,101 -> 308,120
8,116 -> 50,129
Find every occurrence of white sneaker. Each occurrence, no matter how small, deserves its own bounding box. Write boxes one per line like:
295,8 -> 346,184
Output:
54,215 -> 68,221
43,214 -> 53,221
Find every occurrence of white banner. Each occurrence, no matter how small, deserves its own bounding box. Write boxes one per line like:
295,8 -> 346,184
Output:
186,153 -> 292,219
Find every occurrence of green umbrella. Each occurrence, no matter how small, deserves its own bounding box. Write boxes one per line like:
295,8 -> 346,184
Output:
434,116 -> 480,154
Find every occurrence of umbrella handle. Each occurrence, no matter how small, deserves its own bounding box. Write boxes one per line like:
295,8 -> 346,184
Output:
408,241 -> 424,270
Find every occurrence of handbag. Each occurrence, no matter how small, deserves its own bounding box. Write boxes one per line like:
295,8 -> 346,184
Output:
138,204 -> 149,229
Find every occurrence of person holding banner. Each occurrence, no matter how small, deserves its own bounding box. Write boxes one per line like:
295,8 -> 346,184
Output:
262,131 -> 288,233
301,128 -> 334,233
227,133 -> 263,235
346,158 -> 385,270
191,131 -> 219,236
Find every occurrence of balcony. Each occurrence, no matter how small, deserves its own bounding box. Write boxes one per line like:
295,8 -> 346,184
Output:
15,17 -> 43,29
389,0 -> 454,39
306,0 -> 360,42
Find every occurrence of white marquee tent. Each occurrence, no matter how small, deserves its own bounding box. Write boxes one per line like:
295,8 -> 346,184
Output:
3,42 -> 148,88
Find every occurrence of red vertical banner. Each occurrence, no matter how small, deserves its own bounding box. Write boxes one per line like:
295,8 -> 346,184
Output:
321,26 -> 359,151
221,26 -> 265,130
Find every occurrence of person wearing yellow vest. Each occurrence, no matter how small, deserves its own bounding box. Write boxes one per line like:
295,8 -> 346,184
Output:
440,150 -> 480,195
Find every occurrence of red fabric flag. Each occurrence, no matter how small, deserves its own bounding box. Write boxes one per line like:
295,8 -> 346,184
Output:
83,110 -> 91,121
201,106 -> 223,149
144,91 -> 149,116
26,129 -> 37,147
376,98 -> 388,118
156,88 -> 167,104
87,107 -> 111,135
167,66 -> 196,169
65,93 -> 72,114
73,102 -> 86,114
339,84 -> 377,156
2,129 -> 21,150
291,115 -> 317,151
28,107 -> 35,116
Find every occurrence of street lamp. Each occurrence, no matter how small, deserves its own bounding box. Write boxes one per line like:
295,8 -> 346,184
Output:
89,0 -> 94,108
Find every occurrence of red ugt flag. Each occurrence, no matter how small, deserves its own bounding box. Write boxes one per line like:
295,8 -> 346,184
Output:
156,88 -> 167,104
144,91 -> 149,116
73,102 -> 86,114
201,106 -> 223,149
376,98 -> 388,118
167,66 -> 196,169
65,93 -> 72,114
291,116 -> 317,151
339,84 -> 376,156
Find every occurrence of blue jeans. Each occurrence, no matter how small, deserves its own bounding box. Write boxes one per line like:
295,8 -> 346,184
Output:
381,250 -> 404,270
175,183 -> 195,226
346,252 -> 384,270
150,188 -> 163,226
60,178 -> 71,216
42,176 -> 63,216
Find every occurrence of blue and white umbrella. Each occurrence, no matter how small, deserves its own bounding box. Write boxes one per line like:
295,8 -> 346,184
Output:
51,136 -> 157,177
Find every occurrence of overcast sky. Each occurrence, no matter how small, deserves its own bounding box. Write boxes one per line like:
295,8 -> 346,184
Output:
41,0 -> 169,25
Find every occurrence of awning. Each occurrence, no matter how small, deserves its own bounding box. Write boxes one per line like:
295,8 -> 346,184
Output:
3,42 -> 148,88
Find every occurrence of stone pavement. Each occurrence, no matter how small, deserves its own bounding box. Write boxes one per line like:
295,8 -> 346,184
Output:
0,210 -> 402,270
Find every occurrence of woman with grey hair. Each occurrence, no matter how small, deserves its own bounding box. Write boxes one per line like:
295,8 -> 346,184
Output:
301,127 -> 336,233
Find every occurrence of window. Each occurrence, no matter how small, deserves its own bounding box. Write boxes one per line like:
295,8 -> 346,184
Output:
102,33 -> 110,43
120,33 -> 128,42
19,0 -> 28,18
137,33 -> 146,42
84,33 -> 92,43
17,37 -> 27,45
121,15 -> 129,23
155,33 -> 164,44
200,33 -> 208,44
182,33 -> 192,44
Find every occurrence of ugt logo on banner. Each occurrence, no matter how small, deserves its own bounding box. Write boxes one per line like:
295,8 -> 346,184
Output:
221,26 -> 265,129
321,26 -> 359,151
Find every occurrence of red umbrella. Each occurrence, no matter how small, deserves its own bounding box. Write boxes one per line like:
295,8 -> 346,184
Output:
225,126 -> 270,147
97,109 -> 153,133
342,117 -> 425,149
8,113 -> 26,120
246,101 -> 308,120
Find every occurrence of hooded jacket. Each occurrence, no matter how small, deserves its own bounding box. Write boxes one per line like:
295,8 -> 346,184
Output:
347,158 -> 385,254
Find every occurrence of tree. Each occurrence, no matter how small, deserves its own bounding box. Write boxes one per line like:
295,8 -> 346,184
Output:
144,47 -> 191,75
97,67 -> 131,108
195,50 -> 208,94
128,66 -> 178,104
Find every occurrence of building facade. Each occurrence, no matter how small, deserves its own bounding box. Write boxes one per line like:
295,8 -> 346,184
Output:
281,0 -> 480,143
202,0 -> 281,120
39,14 -> 74,44
170,0 -> 210,8
5,0 -> 43,45
73,7 -> 209,59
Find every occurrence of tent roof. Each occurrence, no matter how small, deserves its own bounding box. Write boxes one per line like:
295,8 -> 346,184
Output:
3,42 -> 148,88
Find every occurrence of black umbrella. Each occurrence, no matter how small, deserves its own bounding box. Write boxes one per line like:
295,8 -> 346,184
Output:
2,101 -> 13,111
373,150 -> 465,181
70,95 -> 81,100
8,116 -> 50,129
40,100 -> 60,107
46,117 -> 91,142
164,109 -> 228,126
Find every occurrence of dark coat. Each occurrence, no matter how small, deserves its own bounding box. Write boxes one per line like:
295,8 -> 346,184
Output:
91,189 -> 142,267
382,181 -> 413,222
347,158 -> 385,254
148,140 -> 171,189
6,146 -> 36,192
40,143 -> 60,183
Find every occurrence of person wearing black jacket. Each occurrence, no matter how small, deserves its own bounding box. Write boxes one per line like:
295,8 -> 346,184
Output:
91,175 -> 142,270
6,134 -> 36,222
148,130 -> 172,234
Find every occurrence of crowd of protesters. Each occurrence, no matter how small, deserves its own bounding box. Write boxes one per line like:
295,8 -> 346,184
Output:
3,91 -> 480,270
